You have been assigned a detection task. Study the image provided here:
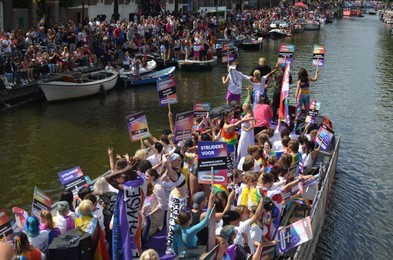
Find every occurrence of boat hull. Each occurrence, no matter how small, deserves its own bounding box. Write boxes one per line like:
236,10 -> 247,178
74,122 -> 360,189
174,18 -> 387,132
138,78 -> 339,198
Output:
39,71 -> 119,102
291,137 -> 341,260
128,67 -> 176,86
177,57 -> 217,71
303,23 -> 320,31
119,60 -> 157,77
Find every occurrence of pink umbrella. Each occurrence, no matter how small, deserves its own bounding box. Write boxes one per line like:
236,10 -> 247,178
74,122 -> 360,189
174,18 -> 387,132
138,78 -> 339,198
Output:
294,2 -> 308,8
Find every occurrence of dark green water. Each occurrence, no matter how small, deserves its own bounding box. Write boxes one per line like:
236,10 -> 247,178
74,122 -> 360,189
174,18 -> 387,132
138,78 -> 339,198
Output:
0,15 -> 392,259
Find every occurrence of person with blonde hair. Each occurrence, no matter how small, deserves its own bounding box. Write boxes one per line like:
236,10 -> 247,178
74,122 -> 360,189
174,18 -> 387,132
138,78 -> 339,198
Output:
39,210 -> 61,245
75,200 -> 109,260
140,248 -> 159,260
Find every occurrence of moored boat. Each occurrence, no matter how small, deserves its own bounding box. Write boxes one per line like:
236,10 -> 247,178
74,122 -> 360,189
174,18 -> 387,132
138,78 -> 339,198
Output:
121,66 -> 176,86
241,37 -> 263,50
39,70 -> 119,102
268,29 -> 289,39
177,56 -> 217,71
145,53 -> 179,70
119,60 -> 157,77
302,21 -> 320,31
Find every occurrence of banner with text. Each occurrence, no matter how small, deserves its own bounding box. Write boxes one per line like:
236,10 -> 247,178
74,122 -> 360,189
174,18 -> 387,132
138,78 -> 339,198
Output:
312,44 -> 325,67
278,44 -> 295,64
174,111 -> 194,143
157,77 -> 177,106
58,166 -> 87,191
126,112 -> 151,142
277,216 -> 313,254
305,99 -> 321,124
193,101 -> 211,117
315,123 -> 335,151
0,209 -> 13,240
222,42 -> 235,63
31,186 -> 52,218
198,141 -> 228,185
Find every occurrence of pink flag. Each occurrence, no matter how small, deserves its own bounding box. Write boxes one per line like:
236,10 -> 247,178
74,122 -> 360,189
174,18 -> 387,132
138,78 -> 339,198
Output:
278,62 -> 291,126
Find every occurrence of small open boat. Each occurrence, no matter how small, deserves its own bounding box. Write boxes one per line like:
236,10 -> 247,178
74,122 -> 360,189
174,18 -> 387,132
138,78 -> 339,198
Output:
177,56 -> 217,71
145,53 -> 179,70
241,37 -> 263,50
268,29 -> 289,39
119,60 -> 157,77
302,21 -> 320,31
39,70 -> 119,102
122,66 -> 176,86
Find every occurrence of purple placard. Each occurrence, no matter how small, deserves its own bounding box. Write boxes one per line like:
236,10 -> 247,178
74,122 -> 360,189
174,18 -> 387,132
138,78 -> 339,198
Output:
174,111 -> 194,142
57,166 -> 87,191
157,77 -> 177,106
277,217 -> 313,254
198,141 -> 228,185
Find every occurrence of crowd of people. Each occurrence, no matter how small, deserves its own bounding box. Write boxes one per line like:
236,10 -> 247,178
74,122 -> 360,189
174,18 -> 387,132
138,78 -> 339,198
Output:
0,1 -> 337,93
0,2 -> 335,259
0,51 -> 322,259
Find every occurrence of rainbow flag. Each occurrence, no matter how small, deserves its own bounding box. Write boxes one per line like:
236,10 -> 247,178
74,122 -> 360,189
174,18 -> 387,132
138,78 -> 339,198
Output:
213,184 -> 229,194
278,62 -> 291,126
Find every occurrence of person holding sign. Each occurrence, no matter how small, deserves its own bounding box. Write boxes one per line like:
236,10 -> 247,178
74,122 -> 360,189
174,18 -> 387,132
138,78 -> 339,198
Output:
105,159 -> 147,259
294,67 -> 319,128
162,153 -> 188,255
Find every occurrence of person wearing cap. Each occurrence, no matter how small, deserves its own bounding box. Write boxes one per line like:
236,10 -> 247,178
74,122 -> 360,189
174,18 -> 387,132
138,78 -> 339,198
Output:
162,152 -> 188,255
220,225 -> 249,260
56,201 -> 75,234
190,191 -> 208,245
172,191 -> 215,255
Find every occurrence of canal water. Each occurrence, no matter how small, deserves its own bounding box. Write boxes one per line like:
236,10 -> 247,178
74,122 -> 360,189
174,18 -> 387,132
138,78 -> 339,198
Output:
0,15 -> 392,258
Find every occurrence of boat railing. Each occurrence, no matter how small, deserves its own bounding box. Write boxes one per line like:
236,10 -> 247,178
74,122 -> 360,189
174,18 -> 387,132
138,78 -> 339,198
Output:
290,136 -> 341,260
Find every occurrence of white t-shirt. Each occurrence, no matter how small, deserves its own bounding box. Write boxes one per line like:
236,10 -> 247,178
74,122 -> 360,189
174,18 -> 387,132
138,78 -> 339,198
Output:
28,230 -> 49,253
235,219 -> 255,254
227,67 -> 244,95
250,224 -> 263,245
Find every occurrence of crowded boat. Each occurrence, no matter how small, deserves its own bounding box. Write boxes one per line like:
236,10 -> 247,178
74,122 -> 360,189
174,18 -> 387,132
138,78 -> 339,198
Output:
0,2 -> 346,260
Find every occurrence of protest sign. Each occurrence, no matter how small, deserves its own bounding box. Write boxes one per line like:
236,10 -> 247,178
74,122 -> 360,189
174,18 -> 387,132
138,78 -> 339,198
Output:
313,45 -> 325,66
174,111 -> 194,143
126,112 -> 151,142
305,100 -> 321,125
278,44 -> 295,64
193,101 -> 211,117
0,209 -> 13,240
198,141 -> 228,185
277,217 -> 313,254
31,186 -> 52,218
222,42 -> 235,63
157,77 -> 177,106
315,123 -> 335,151
58,166 -> 87,191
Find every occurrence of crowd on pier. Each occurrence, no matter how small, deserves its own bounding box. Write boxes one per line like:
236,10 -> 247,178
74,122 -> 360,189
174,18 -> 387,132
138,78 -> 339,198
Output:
0,1 -> 338,93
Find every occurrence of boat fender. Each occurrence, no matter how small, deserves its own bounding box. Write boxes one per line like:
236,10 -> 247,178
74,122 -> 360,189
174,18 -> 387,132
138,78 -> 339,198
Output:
100,84 -> 106,97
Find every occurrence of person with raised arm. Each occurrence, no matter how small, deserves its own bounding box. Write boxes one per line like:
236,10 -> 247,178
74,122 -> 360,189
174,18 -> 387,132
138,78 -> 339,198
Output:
162,152 -> 188,255
105,158 -> 147,259
294,66 -> 319,129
